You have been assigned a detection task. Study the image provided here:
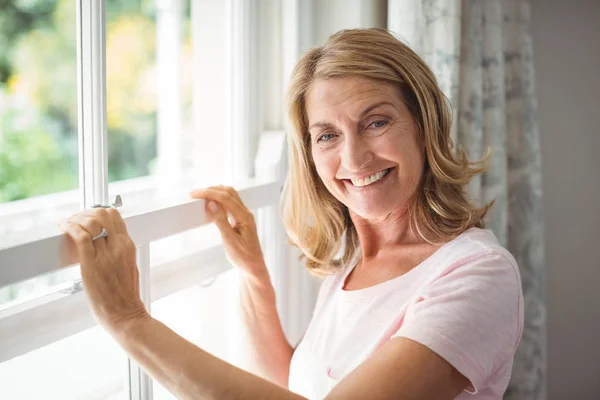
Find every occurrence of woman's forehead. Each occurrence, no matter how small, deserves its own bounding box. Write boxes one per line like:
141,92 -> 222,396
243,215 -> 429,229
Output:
305,77 -> 405,124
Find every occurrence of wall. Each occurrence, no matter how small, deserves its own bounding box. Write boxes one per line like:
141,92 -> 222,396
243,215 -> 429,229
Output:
530,1 -> 600,399
312,0 -> 387,45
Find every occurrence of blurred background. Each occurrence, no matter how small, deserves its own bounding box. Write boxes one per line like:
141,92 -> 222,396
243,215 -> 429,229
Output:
0,0 -> 598,399
0,0 -> 179,202
531,2 -> 600,400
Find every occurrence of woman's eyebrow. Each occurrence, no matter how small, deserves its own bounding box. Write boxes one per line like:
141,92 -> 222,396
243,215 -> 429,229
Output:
308,121 -> 335,132
308,101 -> 396,131
360,101 -> 396,117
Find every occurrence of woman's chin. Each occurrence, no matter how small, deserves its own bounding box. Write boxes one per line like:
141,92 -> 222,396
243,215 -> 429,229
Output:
347,205 -> 397,222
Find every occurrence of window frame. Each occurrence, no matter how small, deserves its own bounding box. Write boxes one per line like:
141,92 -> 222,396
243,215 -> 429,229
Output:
0,179 -> 282,352
77,0 -> 109,210
0,0 -> 292,399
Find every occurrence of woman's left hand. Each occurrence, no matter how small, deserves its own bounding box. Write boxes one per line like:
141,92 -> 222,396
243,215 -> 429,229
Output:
60,208 -> 148,332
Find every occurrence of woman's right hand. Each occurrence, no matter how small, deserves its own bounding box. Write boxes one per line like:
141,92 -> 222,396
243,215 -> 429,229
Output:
190,186 -> 268,281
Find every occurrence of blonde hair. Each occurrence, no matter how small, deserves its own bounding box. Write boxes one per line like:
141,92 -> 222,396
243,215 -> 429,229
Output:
282,28 -> 491,276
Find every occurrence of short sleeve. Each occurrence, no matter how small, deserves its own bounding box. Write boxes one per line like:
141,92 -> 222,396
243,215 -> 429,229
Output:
392,252 -> 523,393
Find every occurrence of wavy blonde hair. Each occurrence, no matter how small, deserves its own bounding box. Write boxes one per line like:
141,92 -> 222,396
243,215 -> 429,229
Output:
282,28 -> 492,276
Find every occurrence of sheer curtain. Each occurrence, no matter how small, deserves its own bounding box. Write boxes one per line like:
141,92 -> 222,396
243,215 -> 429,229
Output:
389,1 -> 546,399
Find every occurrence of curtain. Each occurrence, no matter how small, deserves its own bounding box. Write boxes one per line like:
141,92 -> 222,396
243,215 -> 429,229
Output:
389,1 -> 546,399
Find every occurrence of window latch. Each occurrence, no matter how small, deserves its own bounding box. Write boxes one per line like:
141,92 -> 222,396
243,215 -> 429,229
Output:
60,279 -> 84,295
91,194 -> 123,209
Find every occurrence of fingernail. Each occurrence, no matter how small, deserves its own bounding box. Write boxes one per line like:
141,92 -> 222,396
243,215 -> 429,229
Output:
208,201 -> 218,213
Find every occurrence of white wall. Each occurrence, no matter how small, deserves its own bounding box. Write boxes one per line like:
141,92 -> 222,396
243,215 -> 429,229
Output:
311,0 -> 387,45
530,1 -> 600,399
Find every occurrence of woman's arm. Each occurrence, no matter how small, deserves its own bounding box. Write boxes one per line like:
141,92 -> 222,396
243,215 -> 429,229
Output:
113,314 -> 302,400
61,207 -> 469,400
113,316 -> 467,400
239,273 -> 294,387
191,186 -> 293,386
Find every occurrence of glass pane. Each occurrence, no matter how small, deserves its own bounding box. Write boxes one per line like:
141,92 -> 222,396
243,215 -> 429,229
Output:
0,266 -> 81,311
0,0 -> 80,307
152,268 -> 242,400
0,324 -> 127,400
0,0 -> 79,227
106,0 -> 233,215
106,0 -> 160,183
151,224 -> 222,267
105,0 -> 196,184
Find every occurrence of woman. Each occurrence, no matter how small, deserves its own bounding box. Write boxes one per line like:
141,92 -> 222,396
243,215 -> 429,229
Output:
61,29 -> 523,399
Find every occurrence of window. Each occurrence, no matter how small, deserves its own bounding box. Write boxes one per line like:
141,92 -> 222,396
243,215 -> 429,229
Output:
151,269 -> 242,400
0,0 -> 80,318
0,0 -> 79,207
0,325 -> 127,399
0,0 -> 292,399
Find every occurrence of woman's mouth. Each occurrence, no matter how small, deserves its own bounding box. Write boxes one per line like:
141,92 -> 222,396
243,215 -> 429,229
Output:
344,168 -> 393,188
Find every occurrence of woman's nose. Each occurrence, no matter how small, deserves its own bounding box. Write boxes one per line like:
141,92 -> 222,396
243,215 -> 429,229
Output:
341,136 -> 373,172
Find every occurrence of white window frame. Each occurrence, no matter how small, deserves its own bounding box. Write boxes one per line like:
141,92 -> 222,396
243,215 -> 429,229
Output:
78,0 -> 109,209
0,1 -> 290,399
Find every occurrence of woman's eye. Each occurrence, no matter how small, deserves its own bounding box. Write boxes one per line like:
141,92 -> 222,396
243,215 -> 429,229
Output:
317,133 -> 336,143
369,120 -> 388,129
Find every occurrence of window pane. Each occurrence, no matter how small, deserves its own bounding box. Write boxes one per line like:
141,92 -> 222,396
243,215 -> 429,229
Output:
0,0 -> 79,223
0,324 -> 126,400
106,0 -> 160,183
151,268 -> 242,400
105,0 -> 196,184
0,0 -> 80,307
0,266 -> 81,311
151,224 -> 222,267
106,0 -> 234,215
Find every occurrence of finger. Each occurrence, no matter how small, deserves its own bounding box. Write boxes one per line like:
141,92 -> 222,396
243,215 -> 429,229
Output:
219,186 -> 245,204
66,214 -> 108,251
60,221 -> 96,264
83,208 -> 117,240
76,209 -> 116,241
191,186 -> 245,209
205,201 -> 238,242
106,208 -> 128,236
217,187 -> 252,226
191,188 -> 253,225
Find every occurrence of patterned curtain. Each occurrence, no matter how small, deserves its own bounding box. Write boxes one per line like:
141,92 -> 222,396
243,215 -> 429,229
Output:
388,1 -> 546,399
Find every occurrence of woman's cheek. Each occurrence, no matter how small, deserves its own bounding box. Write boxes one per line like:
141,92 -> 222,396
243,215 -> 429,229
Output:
312,154 -> 340,195
312,148 -> 332,176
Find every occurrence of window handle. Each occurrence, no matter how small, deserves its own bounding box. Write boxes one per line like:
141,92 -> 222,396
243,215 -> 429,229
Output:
91,194 -> 123,209
112,194 -> 123,208
60,279 -> 84,295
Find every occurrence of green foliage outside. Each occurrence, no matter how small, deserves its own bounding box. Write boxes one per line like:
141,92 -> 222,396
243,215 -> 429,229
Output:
0,0 -> 175,203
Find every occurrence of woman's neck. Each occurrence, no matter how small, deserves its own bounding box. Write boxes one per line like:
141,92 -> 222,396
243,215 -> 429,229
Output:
350,206 -> 421,259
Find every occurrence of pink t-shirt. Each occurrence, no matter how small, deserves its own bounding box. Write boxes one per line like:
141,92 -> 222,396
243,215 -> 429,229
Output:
288,228 -> 524,399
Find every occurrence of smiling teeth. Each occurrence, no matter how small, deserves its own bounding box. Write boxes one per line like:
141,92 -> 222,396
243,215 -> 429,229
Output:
351,169 -> 390,187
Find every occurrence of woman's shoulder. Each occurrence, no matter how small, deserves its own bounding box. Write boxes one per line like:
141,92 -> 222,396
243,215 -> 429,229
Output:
444,228 -> 516,265
429,228 -> 522,302
404,227 -> 521,291
442,227 -> 518,268
451,226 -> 503,249
314,228 -> 519,307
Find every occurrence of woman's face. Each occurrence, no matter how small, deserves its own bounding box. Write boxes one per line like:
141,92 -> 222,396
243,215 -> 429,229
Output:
306,76 -> 424,220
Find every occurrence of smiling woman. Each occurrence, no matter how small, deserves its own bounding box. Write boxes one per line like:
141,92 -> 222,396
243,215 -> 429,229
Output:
284,29 -> 492,276
278,29 -> 523,399
306,78 -> 425,228
60,28 -> 523,400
